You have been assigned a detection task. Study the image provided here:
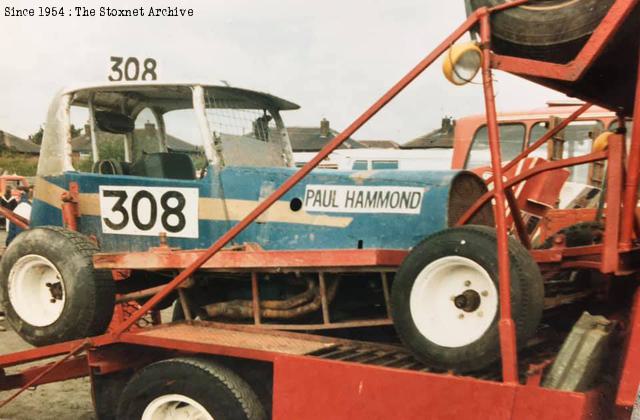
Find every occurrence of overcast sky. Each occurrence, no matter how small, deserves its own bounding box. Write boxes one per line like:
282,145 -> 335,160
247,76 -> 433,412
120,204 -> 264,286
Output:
0,0 -> 565,144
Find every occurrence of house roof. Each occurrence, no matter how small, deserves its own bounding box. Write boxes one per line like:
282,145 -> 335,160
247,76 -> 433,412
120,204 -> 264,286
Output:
285,127 -> 365,152
71,125 -> 200,154
72,119 -> 367,155
0,131 -> 41,154
358,140 -> 400,149
401,118 -> 455,149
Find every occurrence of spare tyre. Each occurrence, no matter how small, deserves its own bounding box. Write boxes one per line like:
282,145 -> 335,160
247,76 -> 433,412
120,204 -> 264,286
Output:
468,0 -> 615,63
391,225 -> 544,372
0,226 -> 115,346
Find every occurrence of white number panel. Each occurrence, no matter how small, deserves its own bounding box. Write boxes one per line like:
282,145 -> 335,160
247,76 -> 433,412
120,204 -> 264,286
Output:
99,186 -> 199,238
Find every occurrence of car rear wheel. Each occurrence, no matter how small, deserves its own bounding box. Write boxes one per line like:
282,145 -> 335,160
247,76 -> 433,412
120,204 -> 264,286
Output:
391,225 -> 544,372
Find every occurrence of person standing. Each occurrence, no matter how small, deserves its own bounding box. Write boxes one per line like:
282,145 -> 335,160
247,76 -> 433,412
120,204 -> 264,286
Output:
0,186 -> 10,230
6,188 -> 31,246
0,186 -> 17,231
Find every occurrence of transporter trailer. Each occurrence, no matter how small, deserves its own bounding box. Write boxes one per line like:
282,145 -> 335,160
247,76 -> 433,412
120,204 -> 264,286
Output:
1,0 -> 640,418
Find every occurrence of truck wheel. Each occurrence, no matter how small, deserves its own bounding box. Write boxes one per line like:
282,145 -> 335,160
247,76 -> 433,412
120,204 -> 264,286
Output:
0,226 -> 114,346
469,0 -> 614,63
117,357 -> 266,420
539,221 -> 604,249
391,225 -> 543,372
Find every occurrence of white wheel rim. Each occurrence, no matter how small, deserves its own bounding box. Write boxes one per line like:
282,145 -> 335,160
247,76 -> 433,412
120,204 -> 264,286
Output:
142,394 -> 215,420
7,254 -> 66,327
409,255 -> 498,348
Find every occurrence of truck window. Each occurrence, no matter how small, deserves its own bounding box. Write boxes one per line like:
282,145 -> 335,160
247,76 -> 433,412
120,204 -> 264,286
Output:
609,119 -> 634,156
465,123 -> 525,169
372,160 -> 399,169
528,122 -> 554,159
352,160 -> 368,170
531,120 -> 603,182
609,119 -> 634,146
608,119 -> 632,133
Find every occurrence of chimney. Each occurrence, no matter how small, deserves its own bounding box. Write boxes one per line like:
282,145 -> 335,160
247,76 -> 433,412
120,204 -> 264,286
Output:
320,118 -> 330,138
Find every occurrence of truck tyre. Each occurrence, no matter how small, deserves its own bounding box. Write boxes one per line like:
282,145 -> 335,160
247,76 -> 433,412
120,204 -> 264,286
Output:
469,0 -> 614,63
391,225 -> 543,372
117,357 -> 266,420
539,221 -> 604,249
92,370 -> 132,420
0,226 -> 114,346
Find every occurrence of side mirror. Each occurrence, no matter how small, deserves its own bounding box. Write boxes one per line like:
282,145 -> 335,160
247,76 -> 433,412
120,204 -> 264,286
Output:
95,111 -> 134,134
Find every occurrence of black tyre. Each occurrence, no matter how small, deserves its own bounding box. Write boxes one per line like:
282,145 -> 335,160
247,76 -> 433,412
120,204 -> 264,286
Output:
469,0 -> 615,63
117,357 -> 266,420
539,221 -> 604,249
0,226 -> 115,346
92,370 -> 132,420
391,225 -> 544,372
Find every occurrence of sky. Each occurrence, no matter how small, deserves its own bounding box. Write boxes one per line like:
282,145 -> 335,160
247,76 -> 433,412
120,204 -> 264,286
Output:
0,0 -> 565,144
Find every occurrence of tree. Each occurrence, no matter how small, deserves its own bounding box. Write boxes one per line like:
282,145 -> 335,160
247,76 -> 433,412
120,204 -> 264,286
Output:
29,126 -> 44,145
29,124 -> 81,145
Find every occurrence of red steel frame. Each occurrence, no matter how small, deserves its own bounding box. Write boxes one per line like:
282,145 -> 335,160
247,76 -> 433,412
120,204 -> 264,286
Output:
1,0 -> 640,417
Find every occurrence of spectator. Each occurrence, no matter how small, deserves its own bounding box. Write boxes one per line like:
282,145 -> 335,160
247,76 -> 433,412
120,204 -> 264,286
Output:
6,188 -> 31,246
0,186 -> 17,231
4,188 -> 19,223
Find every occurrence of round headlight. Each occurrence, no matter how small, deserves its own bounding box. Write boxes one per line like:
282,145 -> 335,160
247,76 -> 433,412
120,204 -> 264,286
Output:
442,42 -> 482,86
592,131 -> 613,152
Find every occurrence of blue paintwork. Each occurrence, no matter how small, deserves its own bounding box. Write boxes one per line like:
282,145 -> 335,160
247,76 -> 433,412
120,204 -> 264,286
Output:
31,165 -> 462,252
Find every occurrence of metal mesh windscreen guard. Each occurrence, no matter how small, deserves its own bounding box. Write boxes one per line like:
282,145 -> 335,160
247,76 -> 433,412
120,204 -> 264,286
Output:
204,92 -> 278,143
204,92 -> 286,167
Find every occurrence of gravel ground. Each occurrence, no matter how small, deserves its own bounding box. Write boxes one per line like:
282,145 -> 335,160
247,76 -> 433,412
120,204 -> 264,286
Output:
0,327 -> 95,420
0,229 -> 95,420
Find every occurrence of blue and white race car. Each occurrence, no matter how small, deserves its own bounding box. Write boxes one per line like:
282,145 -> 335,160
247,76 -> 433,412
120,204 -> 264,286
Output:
1,83 -> 541,373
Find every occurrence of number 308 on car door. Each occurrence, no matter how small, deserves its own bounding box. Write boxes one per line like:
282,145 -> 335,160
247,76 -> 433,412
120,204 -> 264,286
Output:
99,186 -> 199,238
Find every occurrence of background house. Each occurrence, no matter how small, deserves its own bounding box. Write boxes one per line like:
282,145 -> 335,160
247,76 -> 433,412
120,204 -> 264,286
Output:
0,131 -> 40,155
358,140 -> 400,149
401,117 -> 455,149
0,130 -> 41,176
71,122 -> 202,163
287,118 -> 366,152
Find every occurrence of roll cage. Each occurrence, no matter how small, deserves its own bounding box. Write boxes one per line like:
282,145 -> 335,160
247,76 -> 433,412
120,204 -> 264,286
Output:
36,83 -> 300,177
